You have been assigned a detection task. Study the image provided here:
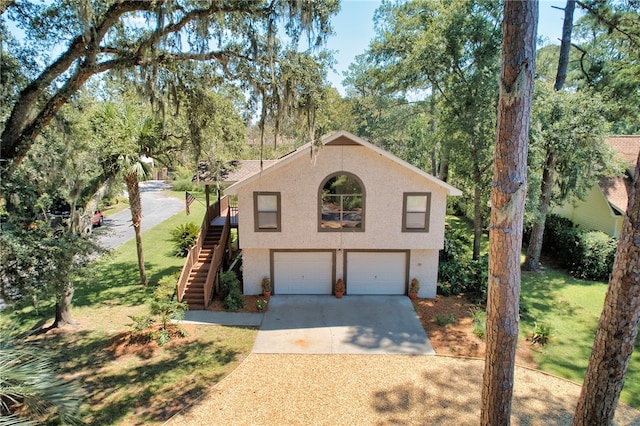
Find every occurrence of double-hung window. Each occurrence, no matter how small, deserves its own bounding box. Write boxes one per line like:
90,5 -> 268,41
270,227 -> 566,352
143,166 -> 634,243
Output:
254,192 -> 281,232
403,192 -> 431,232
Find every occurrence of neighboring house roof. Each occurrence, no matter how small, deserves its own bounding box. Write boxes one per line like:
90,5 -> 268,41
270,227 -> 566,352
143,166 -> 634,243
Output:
193,160 -> 278,185
225,130 -> 462,196
598,135 -> 640,213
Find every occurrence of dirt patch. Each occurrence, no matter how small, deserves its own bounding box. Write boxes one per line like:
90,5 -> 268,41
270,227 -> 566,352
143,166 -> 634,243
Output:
106,323 -> 197,358
412,294 -> 536,368
208,294 -> 270,313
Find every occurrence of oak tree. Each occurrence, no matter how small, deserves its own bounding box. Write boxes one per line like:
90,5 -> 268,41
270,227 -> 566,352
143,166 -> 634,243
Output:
0,0 -> 338,180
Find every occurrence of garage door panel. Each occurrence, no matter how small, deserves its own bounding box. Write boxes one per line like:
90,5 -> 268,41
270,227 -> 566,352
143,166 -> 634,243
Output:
347,252 -> 406,295
273,251 -> 333,294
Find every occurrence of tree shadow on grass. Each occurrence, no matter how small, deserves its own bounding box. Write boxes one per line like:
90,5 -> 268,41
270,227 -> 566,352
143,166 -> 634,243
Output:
29,326 -> 241,426
83,339 -> 239,425
73,262 -> 180,308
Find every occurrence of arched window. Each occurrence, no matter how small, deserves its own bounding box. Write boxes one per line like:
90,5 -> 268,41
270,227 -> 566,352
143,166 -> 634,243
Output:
319,172 -> 365,231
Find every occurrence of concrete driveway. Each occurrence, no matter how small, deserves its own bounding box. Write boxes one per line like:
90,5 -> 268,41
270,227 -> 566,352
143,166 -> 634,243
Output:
252,295 -> 434,355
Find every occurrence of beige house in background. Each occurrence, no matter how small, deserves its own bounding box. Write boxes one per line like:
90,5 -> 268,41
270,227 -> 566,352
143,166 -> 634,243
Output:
224,131 -> 461,298
552,135 -> 640,237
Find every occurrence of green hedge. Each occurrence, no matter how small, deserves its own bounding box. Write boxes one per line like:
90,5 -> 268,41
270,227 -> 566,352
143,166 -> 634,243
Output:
571,230 -> 617,280
535,214 -> 616,280
438,227 -> 488,303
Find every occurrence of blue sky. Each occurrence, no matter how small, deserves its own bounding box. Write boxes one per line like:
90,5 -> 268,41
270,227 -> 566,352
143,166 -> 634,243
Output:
325,0 -> 582,94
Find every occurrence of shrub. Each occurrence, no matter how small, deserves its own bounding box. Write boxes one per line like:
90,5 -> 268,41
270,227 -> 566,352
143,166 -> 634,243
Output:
440,227 -> 471,263
471,308 -> 486,339
150,299 -> 188,330
438,253 -> 488,303
127,314 -> 154,333
438,226 -> 488,300
543,214 -> 578,257
529,321 -> 552,346
571,231 -> 617,280
435,313 -> 456,326
220,271 -> 244,311
537,214 -> 615,280
171,179 -> 198,192
156,273 -> 180,300
170,222 -> 200,257
130,278 -> 189,345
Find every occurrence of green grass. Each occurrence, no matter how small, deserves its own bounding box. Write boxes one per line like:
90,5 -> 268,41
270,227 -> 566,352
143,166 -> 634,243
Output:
2,191 -> 257,425
444,215 -> 639,408
521,269 -> 640,408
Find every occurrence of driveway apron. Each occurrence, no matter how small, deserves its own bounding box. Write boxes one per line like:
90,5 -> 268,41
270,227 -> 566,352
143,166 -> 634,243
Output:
253,295 -> 435,355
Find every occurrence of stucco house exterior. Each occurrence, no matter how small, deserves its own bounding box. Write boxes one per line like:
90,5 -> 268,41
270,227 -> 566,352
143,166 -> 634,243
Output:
224,131 -> 461,298
552,135 -> 639,237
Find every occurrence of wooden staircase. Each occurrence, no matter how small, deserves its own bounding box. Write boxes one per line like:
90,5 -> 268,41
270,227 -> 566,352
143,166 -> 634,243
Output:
180,225 -> 224,309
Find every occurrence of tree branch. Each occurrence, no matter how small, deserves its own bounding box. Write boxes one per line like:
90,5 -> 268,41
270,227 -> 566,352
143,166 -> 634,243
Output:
571,43 -> 593,86
576,0 -> 640,49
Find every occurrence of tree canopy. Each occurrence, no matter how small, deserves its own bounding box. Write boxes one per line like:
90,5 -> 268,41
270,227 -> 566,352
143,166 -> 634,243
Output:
0,0 -> 339,180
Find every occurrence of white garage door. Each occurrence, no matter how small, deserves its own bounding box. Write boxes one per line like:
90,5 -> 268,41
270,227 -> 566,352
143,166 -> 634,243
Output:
273,251 -> 333,294
346,251 -> 407,295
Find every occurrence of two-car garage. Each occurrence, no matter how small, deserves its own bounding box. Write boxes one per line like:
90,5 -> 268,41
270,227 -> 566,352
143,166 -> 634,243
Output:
271,250 -> 408,295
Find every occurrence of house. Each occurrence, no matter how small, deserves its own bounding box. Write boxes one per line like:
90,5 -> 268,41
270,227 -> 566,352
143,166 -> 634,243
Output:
223,131 -> 462,298
552,135 -> 640,237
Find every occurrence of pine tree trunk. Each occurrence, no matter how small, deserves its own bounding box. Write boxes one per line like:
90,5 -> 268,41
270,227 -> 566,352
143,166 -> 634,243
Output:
125,174 -> 148,285
554,0 -> 575,91
472,176 -> 483,261
438,144 -> 449,182
524,0 -> 574,272
523,149 -> 556,270
481,2 -> 537,425
572,152 -> 640,426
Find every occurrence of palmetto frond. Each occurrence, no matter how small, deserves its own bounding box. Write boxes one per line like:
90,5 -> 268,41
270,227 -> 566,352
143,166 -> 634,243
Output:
0,340 -> 85,425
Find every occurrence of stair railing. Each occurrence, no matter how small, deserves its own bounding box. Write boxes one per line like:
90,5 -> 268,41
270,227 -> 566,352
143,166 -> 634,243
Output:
203,198 -> 231,308
176,199 -> 217,302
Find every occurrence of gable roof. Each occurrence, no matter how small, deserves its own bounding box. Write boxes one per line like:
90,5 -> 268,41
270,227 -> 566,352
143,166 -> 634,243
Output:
606,135 -> 640,170
193,160 -> 279,185
225,131 -> 462,196
598,135 -> 640,213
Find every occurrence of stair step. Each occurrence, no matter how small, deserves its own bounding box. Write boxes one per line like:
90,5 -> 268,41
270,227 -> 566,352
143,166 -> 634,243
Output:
183,294 -> 204,300
186,304 -> 205,310
188,276 -> 206,282
183,293 -> 204,299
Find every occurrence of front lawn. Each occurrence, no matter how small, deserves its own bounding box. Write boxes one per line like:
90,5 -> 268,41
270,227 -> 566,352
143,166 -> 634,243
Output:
445,215 -> 639,409
1,191 -> 257,425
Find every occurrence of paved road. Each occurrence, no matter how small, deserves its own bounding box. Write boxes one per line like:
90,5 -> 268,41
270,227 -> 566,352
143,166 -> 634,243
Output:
93,180 -> 184,250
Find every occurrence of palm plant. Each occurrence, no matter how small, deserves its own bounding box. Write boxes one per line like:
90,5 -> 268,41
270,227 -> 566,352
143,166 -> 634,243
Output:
0,339 -> 84,425
94,102 -> 158,285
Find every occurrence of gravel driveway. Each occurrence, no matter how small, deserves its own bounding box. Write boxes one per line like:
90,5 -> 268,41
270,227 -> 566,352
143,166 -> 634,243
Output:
166,354 -> 640,426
